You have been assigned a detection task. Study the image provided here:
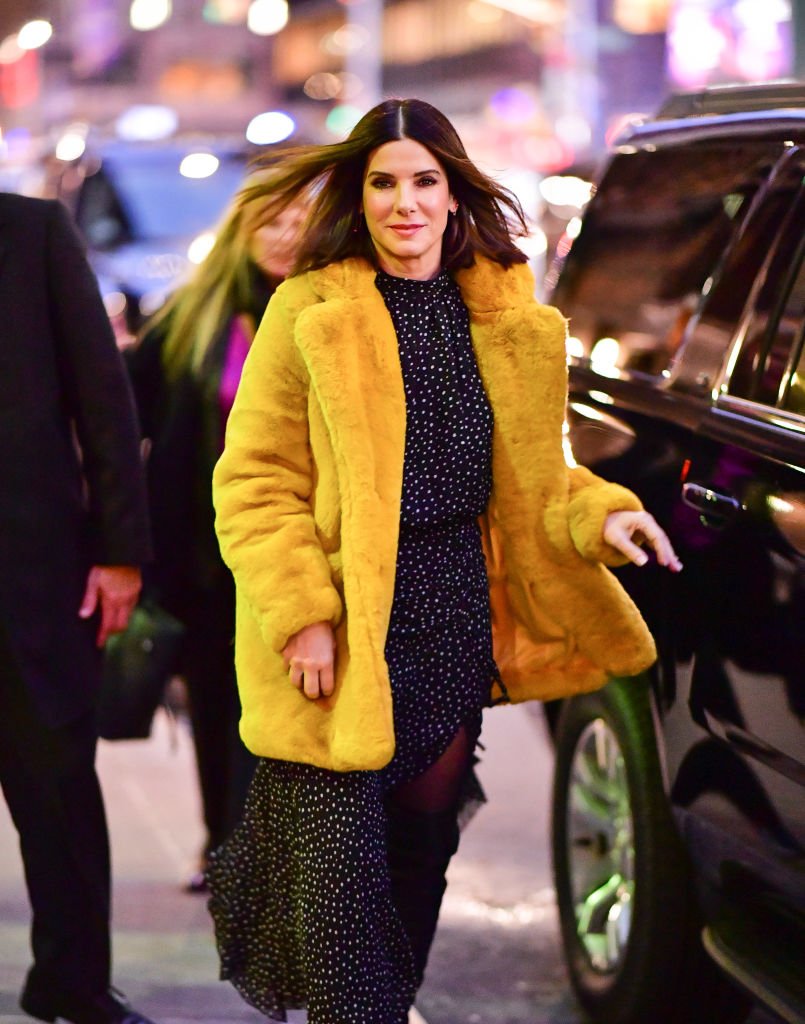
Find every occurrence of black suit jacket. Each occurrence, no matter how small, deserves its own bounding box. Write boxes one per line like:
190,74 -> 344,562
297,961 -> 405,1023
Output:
0,193 -> 151,726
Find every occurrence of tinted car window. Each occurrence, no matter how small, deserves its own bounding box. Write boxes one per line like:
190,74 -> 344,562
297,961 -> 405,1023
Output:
723,156 -> 805,407
552,140 -> 785,377
779,249 -> 805,416
75,148 -> 246,249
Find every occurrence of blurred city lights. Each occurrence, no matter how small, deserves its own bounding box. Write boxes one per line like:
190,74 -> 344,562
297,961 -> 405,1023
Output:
247,0 -> 289,36
303,72 -> 342,100
179,152 -> 220,178
55,126 -> 88,162
612,0 -> 671,34
246,110 -> 295,144
0,36 -> 24,64
554,113 -> 592,150
115,104 -> 178,141
591,337 -> 621,377
539,175 -> 594,210
336,72 -> 365,99
468,1 -> 505,22
668,0 -> 792,86
565,215 -> 583,240
566,336 -> 585,360
489,86 -> 539,126
203,0 -> 251,23
103,291 -> 128,319
325,104 -> 363,137
322,24 -> 370,56
188,231 -> 216,264
477,0 -> 561,24
140,289 -> 173,318
516,226 -> 548,259
130,0 -> 172,31
303,70 -> 364,101
17,20 -> 53,50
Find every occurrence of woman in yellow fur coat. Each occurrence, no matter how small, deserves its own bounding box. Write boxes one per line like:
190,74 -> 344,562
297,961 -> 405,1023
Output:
207,99 -> 681,1024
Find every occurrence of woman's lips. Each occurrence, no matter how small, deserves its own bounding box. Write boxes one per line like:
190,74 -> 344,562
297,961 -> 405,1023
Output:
389,224 -> 423,236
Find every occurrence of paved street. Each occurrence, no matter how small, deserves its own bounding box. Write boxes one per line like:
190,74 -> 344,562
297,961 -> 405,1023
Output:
0,700 -> 581,1024
0,701 -> 775,1024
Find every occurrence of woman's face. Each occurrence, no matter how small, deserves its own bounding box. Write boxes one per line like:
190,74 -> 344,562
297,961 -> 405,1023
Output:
362,138 -> 457,280
249,200 -> 306,280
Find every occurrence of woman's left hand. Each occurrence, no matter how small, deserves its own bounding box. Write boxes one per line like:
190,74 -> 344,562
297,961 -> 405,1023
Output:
603,510 -> 683,572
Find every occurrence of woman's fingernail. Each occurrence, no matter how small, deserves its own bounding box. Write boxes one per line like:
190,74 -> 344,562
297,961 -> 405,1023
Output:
636,553 -> 648,566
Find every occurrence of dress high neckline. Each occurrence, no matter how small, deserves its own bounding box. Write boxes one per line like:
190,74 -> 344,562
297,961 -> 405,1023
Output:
375,268 -> 451,291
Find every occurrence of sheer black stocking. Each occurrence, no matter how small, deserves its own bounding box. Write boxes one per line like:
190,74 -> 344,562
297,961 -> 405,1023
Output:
386,726 -> 474,989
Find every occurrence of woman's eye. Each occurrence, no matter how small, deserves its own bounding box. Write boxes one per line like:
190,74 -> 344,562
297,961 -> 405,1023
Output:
417,176 -> 437,187
371,179 -> 392,189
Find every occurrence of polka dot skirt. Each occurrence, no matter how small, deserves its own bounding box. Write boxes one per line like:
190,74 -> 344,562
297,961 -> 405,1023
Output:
207,269 -> 498,1023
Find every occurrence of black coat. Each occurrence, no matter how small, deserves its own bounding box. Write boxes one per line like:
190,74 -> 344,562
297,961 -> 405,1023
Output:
0,193 -> 151,726
126,272 -> 273,625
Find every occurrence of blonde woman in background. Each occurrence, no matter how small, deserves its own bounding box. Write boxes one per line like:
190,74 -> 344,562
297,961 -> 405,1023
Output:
126,177 -> 306,891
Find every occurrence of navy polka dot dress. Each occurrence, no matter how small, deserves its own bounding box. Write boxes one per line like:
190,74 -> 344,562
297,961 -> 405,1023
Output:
207,269 -> 498,1024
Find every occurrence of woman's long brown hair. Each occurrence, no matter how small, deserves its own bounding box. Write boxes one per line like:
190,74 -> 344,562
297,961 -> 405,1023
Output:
243,98 -> 529,274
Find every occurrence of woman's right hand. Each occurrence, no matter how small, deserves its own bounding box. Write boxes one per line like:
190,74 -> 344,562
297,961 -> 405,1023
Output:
281,621 -> 336,700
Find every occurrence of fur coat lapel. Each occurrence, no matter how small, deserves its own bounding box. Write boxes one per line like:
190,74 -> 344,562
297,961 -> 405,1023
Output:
292,261 -> 407,656
290,255 -> 559,630
293,254 -> 557,529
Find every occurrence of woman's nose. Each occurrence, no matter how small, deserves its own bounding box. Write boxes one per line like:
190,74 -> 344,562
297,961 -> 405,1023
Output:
395,186 -> 416,214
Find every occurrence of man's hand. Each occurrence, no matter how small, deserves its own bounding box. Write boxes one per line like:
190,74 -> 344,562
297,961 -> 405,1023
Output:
79,565 -> 142,647
282,621 -> 336,700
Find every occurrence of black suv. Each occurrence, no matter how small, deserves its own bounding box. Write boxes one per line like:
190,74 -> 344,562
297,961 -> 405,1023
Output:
547,83 -> 805,1024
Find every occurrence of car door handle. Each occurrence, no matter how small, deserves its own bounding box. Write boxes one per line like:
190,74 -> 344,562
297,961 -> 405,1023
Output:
681,482 -> 742,526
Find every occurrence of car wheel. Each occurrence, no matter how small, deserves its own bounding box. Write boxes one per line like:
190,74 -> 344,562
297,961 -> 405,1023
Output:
551,676 -> 751,1024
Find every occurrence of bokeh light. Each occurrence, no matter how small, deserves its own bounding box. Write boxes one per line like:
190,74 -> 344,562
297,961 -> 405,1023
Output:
246,110 -> 295,144
17,20 -> 53,50
539,175 -> 594,210
322,24 -> 369,56
115,105 -> 178,141
188,231 -> 216,264
130,0 -> 172,31
303,72 -> 342,101
247,0 -> 289,36
489,86 -> 539,126
0,35 -> 24,64
325,104 -> 363,137
55,125 -> 88,162
591,336 -> 621,376
179,152 -> 220,179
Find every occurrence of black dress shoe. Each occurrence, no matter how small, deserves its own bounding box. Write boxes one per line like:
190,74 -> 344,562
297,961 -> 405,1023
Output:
20,985 -> 158,1024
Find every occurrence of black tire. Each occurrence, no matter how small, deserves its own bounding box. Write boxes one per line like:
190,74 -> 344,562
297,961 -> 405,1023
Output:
550,676 -> 752,1024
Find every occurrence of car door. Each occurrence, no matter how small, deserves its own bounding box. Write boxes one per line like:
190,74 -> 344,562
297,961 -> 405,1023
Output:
557,132 -> 805,910
669,155 -> 805,909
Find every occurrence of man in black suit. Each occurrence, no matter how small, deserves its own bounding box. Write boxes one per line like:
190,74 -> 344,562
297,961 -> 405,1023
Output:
0,193 -> 157,1024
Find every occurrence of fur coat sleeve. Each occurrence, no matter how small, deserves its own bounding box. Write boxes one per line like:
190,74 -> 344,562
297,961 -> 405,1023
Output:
213,288 -> 343,655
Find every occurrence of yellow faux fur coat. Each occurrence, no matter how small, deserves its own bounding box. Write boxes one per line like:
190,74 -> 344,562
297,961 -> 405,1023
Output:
212,255 -> 656,771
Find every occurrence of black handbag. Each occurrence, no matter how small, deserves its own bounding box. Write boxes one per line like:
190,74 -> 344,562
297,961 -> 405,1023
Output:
97,600 -> 185,740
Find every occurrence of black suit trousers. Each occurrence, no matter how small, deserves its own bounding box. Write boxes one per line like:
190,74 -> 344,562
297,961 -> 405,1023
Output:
0,624 -> 111,998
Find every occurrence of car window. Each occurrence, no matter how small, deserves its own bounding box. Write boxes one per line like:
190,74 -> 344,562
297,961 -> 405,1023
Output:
552,140 -> 784,378
75,167 -> 133,249
723,160 -> 805,408
778,251 -> 805,416
76,150 -> 245,246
